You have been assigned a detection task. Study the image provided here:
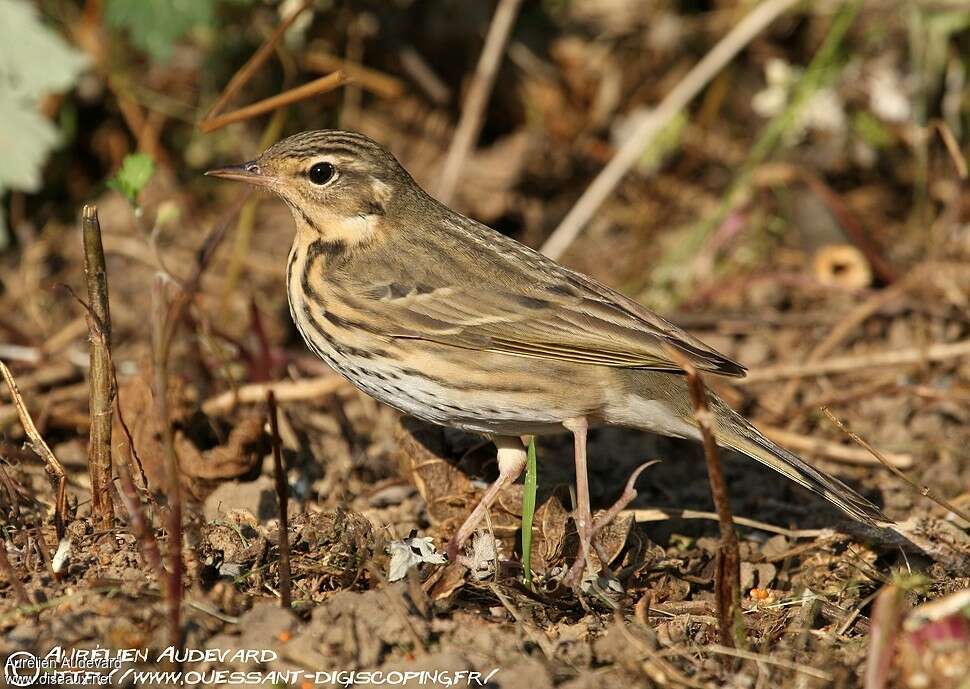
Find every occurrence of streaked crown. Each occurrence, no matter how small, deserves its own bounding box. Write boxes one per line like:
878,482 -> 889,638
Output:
207,130 -> 422,239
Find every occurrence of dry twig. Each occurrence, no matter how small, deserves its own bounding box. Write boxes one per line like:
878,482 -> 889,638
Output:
202,0 -> 316,122
0,361 -> 67,538
202,375 -> 348,415
399,46 -> 450,105
115,456 -> 164,573
0,543 -> 30,606
267,391 -> 292,609
81,205 -> 115,529
152,277 -> 184,652
303,52 -> 405,99
541,0 -> 801,259
759,425 -> 913,469
148,196 -> 251,651
627,508 -> 829,540
664,345 -> 745,650
200,71 -> 351,134
435,0 -> 523,203
931,119 -> 968,179
740,338 -> 970,384
822,408 -> 970,523
704,643 -> 832,682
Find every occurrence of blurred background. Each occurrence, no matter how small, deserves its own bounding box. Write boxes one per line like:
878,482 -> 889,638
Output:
1,0 -> 969,685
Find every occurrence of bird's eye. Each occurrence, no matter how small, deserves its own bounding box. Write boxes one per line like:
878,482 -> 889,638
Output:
307,162 -> 335,185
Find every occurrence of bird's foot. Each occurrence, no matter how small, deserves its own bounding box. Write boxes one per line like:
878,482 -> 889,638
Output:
562,461 -> 656,590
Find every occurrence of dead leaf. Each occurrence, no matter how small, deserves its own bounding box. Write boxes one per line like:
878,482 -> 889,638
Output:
112,366 -> 268,492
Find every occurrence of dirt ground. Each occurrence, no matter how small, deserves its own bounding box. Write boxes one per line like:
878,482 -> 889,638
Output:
2,2 -> 970,688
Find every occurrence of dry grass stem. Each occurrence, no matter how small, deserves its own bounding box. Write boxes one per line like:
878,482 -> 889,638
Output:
627,508 -> 829,539
435,0 -> 523,203
151,277 -> 184,652
931,119 -> 968,179
0,361 -> 68,537
1,382 -> 88,429
0,544 -> 30,606
740,338 -> 970,384
81,205 -> 115,529
704,643 -> 832,681
822,408 -> 970,523
199,71 -> 352,134
771,275 -> 914,416
541,0 -> 801,259
399,46 -> 450,105
202,0 -> 316,122
303,52 -> 405,99
115,457 -> 164,572
202,375 -> 349,415
759,425 -> 913,469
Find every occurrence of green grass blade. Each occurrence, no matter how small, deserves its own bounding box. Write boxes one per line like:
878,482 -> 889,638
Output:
521,436 -> 538,590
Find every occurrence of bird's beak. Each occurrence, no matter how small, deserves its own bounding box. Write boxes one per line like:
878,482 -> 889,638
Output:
204,161 -> 276,187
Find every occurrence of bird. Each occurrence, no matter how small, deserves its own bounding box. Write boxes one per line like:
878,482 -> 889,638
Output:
207,129 -> 889,586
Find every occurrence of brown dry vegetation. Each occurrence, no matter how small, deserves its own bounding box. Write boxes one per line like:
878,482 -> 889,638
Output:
1,1 -> 969,688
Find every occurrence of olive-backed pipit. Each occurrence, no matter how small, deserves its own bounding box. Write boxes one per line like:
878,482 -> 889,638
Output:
208,130 -> 888,585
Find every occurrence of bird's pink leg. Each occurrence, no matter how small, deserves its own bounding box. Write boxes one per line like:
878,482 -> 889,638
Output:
447,435 -> 526,561
563,417 -> 592,587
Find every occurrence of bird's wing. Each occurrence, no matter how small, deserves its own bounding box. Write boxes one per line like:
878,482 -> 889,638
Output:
355,267 -> 745,377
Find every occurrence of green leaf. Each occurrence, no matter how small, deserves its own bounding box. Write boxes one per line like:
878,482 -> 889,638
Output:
0,1 -> 88,100
104,0 -> 216,62
107,153 -> 156,203
0,0 -> 87,246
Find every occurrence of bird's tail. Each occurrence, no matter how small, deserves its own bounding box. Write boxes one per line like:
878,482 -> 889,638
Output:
711,401 -> 890,526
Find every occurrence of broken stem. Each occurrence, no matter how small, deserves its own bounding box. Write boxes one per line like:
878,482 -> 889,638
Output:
81,205 -> 115,530
664,345 -> 745,650
267,391 -> 292,609
152,276 -> 184,653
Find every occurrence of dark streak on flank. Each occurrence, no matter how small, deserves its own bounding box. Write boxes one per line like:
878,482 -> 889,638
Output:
307,237 -> 348,262
301,238 -> 347,307
322,310 -> 381,335
300,303 -> 395,361
302,303 -> 335,346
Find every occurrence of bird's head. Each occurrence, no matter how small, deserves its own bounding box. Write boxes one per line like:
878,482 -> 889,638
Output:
206,130 -> 415,243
